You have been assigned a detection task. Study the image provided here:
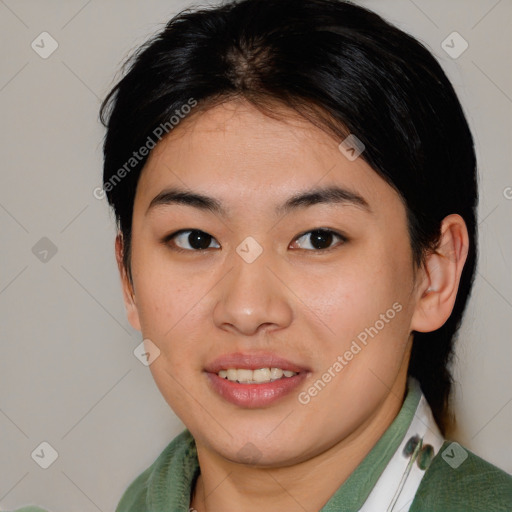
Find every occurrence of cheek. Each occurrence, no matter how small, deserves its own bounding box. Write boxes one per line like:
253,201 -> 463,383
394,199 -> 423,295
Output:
305,249 -> 409,336
130,247 -> 208,355
312,252 -> 414,380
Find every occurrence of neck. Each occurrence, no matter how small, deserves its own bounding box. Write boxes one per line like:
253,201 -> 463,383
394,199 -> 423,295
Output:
190,371 -> 409,512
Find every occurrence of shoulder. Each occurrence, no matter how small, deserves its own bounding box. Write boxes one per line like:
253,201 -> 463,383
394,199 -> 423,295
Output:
6,431 -> 197,512
410,440 -> 512,511
115,428 -> 197,512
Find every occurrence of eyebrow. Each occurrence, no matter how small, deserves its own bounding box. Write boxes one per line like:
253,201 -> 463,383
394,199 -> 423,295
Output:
145,185 -> 372,217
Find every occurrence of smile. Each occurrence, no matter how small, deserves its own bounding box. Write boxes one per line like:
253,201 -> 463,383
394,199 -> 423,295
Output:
204,352 -> 309,407
217,367 -> 298,384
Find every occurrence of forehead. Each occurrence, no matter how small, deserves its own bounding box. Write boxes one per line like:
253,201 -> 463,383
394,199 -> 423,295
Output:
134,99 -> 403,219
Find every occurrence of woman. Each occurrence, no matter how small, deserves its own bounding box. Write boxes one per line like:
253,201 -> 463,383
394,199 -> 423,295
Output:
13,0 -> 512,510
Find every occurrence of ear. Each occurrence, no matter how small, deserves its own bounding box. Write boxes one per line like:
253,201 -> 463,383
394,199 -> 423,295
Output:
410,214 -> 469,333
115,233 -> 141,332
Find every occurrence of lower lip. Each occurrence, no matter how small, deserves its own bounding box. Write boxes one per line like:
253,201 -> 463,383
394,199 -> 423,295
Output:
206,371 -> 307,408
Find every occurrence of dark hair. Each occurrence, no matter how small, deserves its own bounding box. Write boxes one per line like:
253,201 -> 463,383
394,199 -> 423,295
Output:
100,0 -> 478,434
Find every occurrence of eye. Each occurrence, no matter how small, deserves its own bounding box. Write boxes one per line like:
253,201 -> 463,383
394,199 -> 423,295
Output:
164,229 -> 220,251
163,228 -> 346,253
290,229 -> 347,251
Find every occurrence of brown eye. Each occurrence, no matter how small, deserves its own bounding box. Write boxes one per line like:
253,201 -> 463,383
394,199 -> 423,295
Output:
292,229 -> 346,251
166,229 -> 220,251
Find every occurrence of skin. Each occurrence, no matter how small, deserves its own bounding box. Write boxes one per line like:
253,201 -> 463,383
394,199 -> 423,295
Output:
116,98 -> 469,511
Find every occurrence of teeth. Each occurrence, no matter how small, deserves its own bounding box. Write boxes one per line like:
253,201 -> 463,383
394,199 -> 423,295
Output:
253,368 -> 271,383
237,369 -> 253,382
270,367 -> 283,380
217,367 -> 298,384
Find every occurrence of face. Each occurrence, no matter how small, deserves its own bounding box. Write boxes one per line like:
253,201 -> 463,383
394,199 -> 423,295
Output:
122,99 -> 425,466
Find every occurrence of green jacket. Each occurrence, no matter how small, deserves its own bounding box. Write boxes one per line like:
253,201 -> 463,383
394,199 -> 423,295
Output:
8,381 -> 512,511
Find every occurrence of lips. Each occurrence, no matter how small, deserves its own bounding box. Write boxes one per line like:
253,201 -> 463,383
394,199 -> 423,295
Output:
204,352 -> 310,408
204,352 -> 309,374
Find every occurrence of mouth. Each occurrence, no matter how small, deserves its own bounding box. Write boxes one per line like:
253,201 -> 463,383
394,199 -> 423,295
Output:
204,353 -> 309,408
217,367 -> 298,384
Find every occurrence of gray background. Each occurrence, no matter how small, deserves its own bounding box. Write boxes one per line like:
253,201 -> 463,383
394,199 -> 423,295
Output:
1,0 -> 511,510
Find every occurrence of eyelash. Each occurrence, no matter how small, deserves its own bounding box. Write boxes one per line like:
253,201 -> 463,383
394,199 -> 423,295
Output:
161,228 -> 348,254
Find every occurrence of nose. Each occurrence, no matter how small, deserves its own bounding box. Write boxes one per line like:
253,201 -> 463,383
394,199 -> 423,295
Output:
212,245 -> 294,337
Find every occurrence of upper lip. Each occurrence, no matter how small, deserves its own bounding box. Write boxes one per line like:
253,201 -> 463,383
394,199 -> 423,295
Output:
204,352 -> 309,373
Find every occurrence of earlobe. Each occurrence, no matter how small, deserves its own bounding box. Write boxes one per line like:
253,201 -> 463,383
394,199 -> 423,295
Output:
115,233 -> 142,332
411,214 -> 469,333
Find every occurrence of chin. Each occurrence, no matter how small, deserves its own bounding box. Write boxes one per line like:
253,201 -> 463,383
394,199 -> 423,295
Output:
196,426 -> 317,468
